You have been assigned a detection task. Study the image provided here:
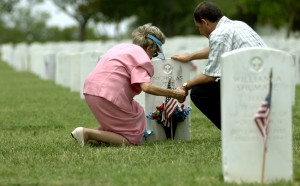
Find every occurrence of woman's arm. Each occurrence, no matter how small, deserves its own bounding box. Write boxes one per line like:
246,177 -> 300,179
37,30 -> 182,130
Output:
140,82 -> 187,103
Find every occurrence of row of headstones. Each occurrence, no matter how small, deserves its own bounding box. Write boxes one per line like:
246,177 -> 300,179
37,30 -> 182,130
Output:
1,36 -> 298,79
0,36 -> 208,100
0,40 -> 119,81
0,38 -> 298,184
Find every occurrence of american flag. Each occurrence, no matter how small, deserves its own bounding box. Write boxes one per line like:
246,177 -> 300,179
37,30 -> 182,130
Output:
254,69 -> 273,149
162,78 -> 178,127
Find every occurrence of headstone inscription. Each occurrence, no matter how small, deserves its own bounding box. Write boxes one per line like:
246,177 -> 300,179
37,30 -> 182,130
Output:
221,47 -> 294,184
145,59 -> 191,142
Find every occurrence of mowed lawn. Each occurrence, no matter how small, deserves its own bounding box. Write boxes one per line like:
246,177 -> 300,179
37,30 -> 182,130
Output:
0,60 -> 299,186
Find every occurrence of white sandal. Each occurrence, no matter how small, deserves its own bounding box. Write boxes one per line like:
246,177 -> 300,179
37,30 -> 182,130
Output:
71,127 -> 85,147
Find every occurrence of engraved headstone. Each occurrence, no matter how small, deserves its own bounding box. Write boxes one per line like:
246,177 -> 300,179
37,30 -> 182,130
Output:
145,59 -> 191,142
221,47 -> 293,184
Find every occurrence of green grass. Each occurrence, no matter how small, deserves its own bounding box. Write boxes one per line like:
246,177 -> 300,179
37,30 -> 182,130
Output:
0,60 -> 299,186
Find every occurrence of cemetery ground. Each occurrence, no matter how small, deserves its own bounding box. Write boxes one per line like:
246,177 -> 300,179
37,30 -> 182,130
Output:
0,60 -> 299,186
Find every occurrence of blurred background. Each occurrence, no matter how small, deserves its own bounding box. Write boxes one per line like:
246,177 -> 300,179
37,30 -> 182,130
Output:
0,0 -> 299,44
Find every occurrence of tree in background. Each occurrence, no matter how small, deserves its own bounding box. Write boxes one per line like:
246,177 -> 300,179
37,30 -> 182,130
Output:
10,7 -> 50,42
0,0 -> 101,43
232,0 -> 300,37
0,0 -> 19,13
53,0 -> 103,41
98,0 -> 139,40
131,0 -> 242,37
0,0 -> 59,43
0,0 -> 299,44
131,0 -> 299,38
131,0 -> 198,37
0,0 -> 20,43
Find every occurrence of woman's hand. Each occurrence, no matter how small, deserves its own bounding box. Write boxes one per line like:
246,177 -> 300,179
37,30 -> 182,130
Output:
174,87 -> 187,103
140,82 -> 187,103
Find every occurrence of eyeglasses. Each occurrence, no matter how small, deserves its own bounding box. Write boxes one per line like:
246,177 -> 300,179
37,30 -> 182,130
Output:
152,46 -> 159,58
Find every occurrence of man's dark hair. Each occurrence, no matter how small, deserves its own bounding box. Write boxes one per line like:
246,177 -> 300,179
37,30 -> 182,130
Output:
193,1 -> 223,23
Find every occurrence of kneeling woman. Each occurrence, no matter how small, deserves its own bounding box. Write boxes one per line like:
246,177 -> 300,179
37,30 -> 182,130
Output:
71,23 -> 186,146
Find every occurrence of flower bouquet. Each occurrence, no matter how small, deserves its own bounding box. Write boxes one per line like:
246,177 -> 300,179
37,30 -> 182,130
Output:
146,102 -> 191,139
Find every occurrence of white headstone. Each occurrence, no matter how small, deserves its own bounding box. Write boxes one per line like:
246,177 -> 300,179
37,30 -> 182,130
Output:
1,44 -> 14,65
28,43 -> 47,79
221,47 -> 293,184
290,49 -> 300,85
145,59 -> 191,142
134,92 -> 145,109
13,43 -> 29,71
70,54 -> 81,92
44,52 -> 56,81
55,52 -> 74,88
79,51 -> 102,99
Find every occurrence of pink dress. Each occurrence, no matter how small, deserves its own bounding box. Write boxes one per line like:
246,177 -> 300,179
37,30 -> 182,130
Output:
83,44 -> 154,145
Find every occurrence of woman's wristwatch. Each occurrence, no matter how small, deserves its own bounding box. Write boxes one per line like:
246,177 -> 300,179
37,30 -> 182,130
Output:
182,81 -> 189,90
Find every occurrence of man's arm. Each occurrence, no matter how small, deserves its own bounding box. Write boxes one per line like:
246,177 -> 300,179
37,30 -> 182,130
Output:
182,73 -> 217,90
171,47 -> 209,63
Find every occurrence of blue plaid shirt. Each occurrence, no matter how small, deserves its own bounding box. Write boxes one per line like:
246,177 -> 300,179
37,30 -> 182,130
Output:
204,16 -> 267,77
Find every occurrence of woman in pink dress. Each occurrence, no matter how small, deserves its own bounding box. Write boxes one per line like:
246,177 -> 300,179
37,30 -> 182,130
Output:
71,23 -> 187,146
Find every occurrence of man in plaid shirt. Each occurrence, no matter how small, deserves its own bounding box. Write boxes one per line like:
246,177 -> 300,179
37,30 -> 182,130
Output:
172,1 -> 267,129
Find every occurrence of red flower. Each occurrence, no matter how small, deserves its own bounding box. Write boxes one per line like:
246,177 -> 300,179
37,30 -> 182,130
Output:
152,113 -> 159,118
156,103 -> 164,110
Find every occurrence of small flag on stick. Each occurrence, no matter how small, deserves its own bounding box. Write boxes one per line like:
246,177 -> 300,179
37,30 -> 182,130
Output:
254,69 -> 273,183
161,78 -> 178,128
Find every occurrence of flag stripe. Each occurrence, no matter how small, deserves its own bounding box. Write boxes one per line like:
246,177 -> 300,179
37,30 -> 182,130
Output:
162,78 -> 178,127
254,70 -> 272,149
162,97 -> 178,127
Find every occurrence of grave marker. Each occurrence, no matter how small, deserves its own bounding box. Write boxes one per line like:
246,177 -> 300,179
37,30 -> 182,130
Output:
79,51 -> 102,99
290,49 -> 300,85
55,52 -> 75,88
44,52 -> 56,81
221,47 -> 294,184
145,59 -> 191,142
14,43 -> 29,71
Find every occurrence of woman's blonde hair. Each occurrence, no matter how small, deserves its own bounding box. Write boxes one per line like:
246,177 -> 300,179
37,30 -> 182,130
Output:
132,23 -> 165,50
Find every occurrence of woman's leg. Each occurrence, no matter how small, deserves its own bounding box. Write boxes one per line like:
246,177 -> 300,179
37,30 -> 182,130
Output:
83,128 -> 130,145
80,94 -> 141,145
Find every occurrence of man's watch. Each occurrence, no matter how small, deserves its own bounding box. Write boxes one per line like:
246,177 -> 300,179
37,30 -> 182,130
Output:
182,81 -> 189,90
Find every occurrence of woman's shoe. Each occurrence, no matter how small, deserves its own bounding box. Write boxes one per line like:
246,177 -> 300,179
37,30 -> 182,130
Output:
71,127 -> 85,147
